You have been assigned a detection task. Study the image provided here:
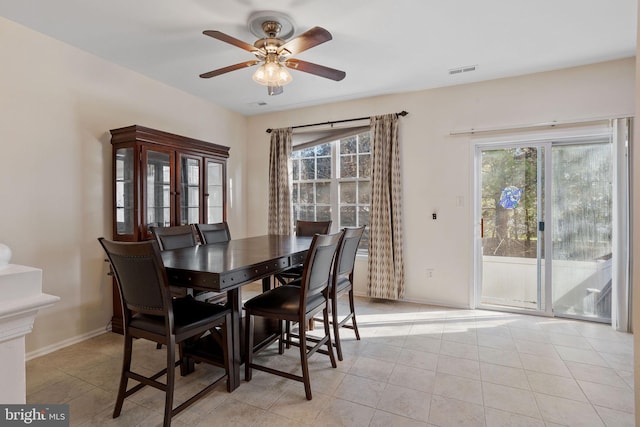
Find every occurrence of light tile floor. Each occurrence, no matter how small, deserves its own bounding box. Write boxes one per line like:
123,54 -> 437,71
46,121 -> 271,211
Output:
27,285 -> 634,426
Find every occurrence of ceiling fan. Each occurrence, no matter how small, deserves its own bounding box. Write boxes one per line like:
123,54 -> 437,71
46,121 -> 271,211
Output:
199,12 -> 346,96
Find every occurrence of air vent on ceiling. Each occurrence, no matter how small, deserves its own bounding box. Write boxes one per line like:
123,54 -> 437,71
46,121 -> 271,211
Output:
248,101 -> 268,107
448,65 -> 477,75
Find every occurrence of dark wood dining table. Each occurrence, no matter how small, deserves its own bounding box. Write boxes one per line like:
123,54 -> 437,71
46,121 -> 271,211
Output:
161,234 -> 312,390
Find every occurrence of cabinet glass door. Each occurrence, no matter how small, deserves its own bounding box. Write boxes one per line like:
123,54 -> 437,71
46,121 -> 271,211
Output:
114,147 -> 134,236
145,149 -> 172,231
206,159 -> 224,223
179,155 -> 201,225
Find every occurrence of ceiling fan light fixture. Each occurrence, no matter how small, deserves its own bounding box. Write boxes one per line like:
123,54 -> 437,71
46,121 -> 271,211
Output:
252,60 -> 292,93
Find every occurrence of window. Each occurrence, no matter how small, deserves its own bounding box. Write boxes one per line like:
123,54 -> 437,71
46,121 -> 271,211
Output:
291,131 -> 370,251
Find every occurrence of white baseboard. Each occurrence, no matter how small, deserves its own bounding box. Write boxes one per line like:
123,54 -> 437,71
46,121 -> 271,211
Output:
400,296 -> 469,310
26,324 -> 112,361
353,290 -> 470,310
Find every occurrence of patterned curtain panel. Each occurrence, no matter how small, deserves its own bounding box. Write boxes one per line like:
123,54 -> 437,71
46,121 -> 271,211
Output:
268,128 -> 293,235
367,114 -> 405,299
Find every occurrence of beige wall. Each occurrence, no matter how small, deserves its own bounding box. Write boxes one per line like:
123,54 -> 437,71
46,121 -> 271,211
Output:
246,58 -> 635,307
0,17 -> 249,356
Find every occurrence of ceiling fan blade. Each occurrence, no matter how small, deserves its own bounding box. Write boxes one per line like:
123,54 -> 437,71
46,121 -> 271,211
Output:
278,27 -> 332,56
199,60 -> 260,78
284,59 -> 346,81
203,30 -> 260,53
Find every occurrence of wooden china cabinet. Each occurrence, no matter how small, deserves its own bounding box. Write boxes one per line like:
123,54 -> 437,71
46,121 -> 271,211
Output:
109,125 -> 230,333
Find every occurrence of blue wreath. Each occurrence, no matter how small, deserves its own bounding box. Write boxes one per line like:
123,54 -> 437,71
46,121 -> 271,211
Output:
499,186 -> 522,209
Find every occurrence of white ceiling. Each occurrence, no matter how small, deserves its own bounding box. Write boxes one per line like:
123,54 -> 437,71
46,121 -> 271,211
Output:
0,0 -> 636,116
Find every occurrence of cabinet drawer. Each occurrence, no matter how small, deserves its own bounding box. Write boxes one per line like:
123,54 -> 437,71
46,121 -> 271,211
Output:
290,252 -> 306,266
219,258 -> 289,289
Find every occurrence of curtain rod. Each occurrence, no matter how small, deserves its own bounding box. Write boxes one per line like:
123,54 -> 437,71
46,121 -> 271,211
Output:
266,110 -> 408,133
449,115 -> 631,136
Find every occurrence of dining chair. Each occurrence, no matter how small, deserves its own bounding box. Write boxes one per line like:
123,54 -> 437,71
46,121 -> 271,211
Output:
195,222 -> 231,244
287,226 -> 365,351
274,220 -> 332,286
295,220 -> 333,236
151,224 -> 225,304
149,225 -> 198,251
321,226 -> 365,361
192,222 -> 232,304
244,231 -> 342,400
98,238 -> 232,427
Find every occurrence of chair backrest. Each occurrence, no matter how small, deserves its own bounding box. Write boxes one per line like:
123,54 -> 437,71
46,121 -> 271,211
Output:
334,226 -> 366,279
150,225 -> 197,251
195,222 -> 231,244
296,220 -> 332,236
98,238 -> 169,317
299,232 -> 343,306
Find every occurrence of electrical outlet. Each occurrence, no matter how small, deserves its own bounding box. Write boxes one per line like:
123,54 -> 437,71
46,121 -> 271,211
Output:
426,269 -> 434,278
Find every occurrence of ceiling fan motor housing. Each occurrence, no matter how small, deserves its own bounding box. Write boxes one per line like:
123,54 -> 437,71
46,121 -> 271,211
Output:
261,21 -> 282,38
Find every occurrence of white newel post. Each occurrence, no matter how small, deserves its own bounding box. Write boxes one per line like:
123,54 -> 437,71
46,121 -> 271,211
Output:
0,244 -> 59,404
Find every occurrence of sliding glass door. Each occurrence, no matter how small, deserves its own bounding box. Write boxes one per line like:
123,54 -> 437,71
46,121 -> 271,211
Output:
476,138 -> 614,322
477,144 -> 549,314
551,142 -> 612,321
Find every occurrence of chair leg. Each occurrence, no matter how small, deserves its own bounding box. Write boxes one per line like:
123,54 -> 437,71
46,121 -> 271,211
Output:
164,338 -> 177,427
349,289 -> 360,340
278,320 -> 285,354
244,313 -> 254,382
178,340 -> 189,377
332,297 -> 344,361
323,307 -> 337,369
298,323 -> 312,400
285,321 -> 291,349
113,334 -> 133,418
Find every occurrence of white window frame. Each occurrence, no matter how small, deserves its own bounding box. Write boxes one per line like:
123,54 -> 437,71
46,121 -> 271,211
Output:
291,131 -> 370,252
